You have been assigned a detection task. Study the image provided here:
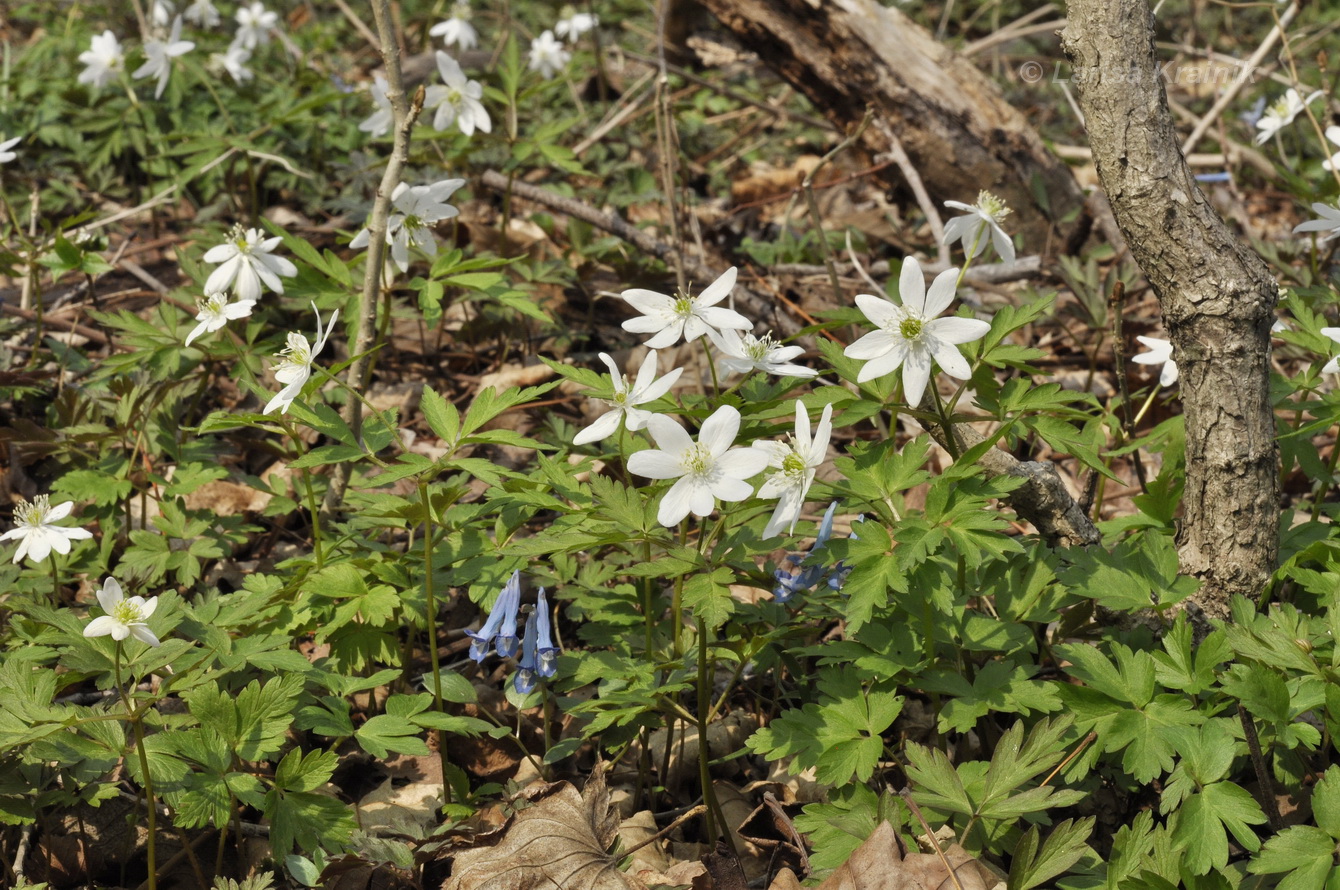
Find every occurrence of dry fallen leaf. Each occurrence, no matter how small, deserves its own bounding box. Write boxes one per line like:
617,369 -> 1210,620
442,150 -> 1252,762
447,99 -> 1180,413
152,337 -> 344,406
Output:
818,821 -> 999,890
440,762 -> 649,890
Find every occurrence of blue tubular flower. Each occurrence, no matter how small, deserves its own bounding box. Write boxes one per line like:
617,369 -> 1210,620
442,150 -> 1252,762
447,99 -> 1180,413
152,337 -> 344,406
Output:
514,610 -> 539,694
465,570 -> 522,662
534,588 -> 560,678
773,502 -> 839,603
827,515 -> 864,591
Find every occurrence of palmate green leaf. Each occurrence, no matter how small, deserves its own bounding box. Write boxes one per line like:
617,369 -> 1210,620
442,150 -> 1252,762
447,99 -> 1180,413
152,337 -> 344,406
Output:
356,713 -> 428,758
748,672 -> 902,786
922,661 -> 1063,734
980,716 -> 1077,810
1173,781 -> 1266,875
793,786 -> 904,874
1249,826 -> 1336,890
265,785 -> 355,859
904,744 -> 974,818
421,385 -> 461,445
1311,766 -> 1340,838
1008,818 -> 1095,890
683,566 -> 737,630
1152,614 -> 1229,695
1104,698 -> 1203,784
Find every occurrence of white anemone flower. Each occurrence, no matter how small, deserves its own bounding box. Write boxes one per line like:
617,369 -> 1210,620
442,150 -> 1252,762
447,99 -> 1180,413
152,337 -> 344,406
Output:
152,0 -> 175,26
1,495 -> 93,564
264,303 -> 339,415
620,266 -> 752,349
78,31 -> 126,90
942,190 -> 1015,266
1324,126 -> 1340,172
628,405 -> 769,528
203,225 -> 298,301
213,44 -> 253,84
133,16 -> 195,99
715,329 -> 816,378
1132,336 -> 1178,387
1293,203 -> 1340,244
528,30 -> 570,80
426,52 -> 491,137
844,256 -> 991,405
350,179 -> 465,273
234,1 -> 278,50
83,578 -> 161,647
555,10 -> 598,42
185,293 -> 256,347
1320,328 -> 1340,374
184,0 -> 221,27
1254,88 -> 1321,145
572,351 -> 683,446
359,75 -> 393,137
754,401 -> 834,538
0,134 -> 20,165
430,1 -> 479,51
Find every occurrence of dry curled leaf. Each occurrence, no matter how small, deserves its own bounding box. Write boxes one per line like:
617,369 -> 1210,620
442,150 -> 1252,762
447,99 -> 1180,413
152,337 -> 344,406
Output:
819,821 -> 999,890
440,762 -> 648,890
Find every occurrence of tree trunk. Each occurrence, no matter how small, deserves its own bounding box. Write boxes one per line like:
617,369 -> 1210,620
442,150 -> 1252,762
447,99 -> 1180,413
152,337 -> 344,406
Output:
690,0 -> 1090,252
1061,1 -> 1278,620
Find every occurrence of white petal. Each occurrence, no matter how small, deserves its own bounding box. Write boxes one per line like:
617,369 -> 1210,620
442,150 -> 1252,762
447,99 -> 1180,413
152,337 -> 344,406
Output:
928,316 -> 991,345
717,447 -> 769,479
46,501 -> 75,522
844,329 -> 898,361
698,406 -> 742,456
854,293 -> 901,329
98,577 -> 124,612
644,413 -> 694,455
711,475 -> 756,503
621,288 -> 674,315
899,257 -> 926,314
695,267 -> 737,306
922,268 -> 960,318
630,449 -> 687,479
901,351 -> 934,405
657,479 -> 696,526
697,306 -> 752,332
84,615 -> 119,638
129,625 -> 162,647
572,410 -> 622,445
856,340 -> 910,383
931,340 -> 973,379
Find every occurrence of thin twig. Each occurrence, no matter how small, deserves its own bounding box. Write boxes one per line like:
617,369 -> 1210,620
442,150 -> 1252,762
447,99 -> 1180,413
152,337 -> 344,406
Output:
1180,2 -> 1299,154
873,119 -> 949,266
326,0 -> 424,512
802,109 -> 874,303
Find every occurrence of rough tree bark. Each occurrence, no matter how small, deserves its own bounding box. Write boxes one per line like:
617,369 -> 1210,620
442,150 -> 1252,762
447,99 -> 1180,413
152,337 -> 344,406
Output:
1061,1 -> 1279,619
690,0 -> 1089,251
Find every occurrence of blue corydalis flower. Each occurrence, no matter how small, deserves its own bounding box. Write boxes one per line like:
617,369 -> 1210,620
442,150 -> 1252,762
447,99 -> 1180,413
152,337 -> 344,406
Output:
827,515 -> 864,591
514,611 -> 539,694
535,587 -> 559,678
465,569 -> 522,662
773,502 -> 838,603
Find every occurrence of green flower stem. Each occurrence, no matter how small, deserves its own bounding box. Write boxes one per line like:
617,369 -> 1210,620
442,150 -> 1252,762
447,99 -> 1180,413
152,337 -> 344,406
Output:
954,226 -> 987,290
696,615 -> 717,843
50,555 -> 61,606
1130,383 -> 1163,429
1309,421 -> 1340,522
115,644 -> 157,890
418,479 -> 452,804
930,386 -> 961,461
281,419 -> 324,569
701,337 -> 721,396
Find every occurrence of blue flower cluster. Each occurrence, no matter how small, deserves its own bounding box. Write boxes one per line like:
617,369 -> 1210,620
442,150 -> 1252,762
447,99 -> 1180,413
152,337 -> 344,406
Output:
465,570 -> 559,693
772,502 -> 862,603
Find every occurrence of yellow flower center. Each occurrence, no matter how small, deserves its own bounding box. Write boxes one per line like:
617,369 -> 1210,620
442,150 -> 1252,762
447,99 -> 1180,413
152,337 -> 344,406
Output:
112,599 -> 145,625
682,444 -> 712,475
899,317 -> 923,340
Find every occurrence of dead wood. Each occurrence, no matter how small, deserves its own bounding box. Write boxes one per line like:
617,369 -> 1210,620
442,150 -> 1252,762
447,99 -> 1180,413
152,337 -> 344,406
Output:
685,0 -> 1091,253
